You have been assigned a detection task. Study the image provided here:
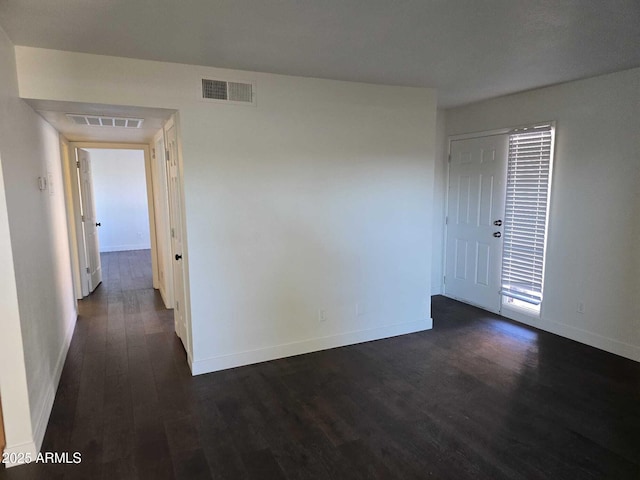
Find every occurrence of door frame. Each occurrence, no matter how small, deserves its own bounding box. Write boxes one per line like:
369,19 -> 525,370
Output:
151,129 -> 174,309
443,122 -> 555,315
163,113 -> 193,362
63,142 -> 159,298
60,137 -> 85,299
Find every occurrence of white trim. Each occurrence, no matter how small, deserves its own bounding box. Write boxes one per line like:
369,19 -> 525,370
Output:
99,245 -> 152,253
69,141 -> 151,150
500,309 -> 640,362
442,139 -> 451,296
191,318 -> 433,375
448,128 -> 512,142
143,146 -> 159,290
447,120 -> 556,142
59,137 -> 83,300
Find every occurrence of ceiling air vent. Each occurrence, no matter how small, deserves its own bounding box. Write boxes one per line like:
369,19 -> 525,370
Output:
201,78 -> 255,104
66,114 -> 144,128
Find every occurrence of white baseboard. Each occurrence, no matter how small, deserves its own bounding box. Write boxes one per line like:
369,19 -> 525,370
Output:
99,244 -> 150,253
32,314 -> 76,452
191,318 -> 432,375
500,308 -> 640,362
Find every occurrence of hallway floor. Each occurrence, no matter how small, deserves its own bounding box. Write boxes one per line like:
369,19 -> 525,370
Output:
1,249 -> 639,479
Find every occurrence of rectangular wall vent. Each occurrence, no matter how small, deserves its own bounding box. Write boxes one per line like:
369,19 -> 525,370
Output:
201,78 -> 255,104
66,114 -> 144,128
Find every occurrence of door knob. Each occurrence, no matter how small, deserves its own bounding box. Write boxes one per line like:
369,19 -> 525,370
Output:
96,222 -> 101,227
493,232 -> 502,238
175,254 -> 182,261
493,220 -> 502,226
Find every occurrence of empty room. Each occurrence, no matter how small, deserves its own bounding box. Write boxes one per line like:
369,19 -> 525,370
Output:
0,1 -> 638,479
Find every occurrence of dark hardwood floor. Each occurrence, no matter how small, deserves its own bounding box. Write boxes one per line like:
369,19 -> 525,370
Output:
1,249 -> 639,479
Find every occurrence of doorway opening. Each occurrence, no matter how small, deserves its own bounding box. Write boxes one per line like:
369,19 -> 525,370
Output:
78,147 -> 152,293
23,98 -> 192,365
34,106 -> 193,367
65,143 -> 159,299
61,135 -> 190,357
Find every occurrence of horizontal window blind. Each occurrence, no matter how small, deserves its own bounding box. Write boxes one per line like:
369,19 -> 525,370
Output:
501,126 -> 553,305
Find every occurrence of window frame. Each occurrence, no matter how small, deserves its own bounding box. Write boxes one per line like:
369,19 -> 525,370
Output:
500,122 -> 556,317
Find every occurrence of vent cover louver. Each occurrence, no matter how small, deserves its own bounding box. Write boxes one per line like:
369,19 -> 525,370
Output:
202,79 -> 228,100
66,114 -> 144,128
201,78 -> 254,104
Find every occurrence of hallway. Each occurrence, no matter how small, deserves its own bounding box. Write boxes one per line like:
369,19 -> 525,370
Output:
52,249 -> 188,479
3,250 -> 190,479
1,251 -> 639,479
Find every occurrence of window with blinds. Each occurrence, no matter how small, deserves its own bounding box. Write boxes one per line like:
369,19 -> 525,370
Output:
501,125 -> 554,308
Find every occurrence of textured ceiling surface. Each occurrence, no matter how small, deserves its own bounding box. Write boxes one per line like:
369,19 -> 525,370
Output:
2,0 -> 639,107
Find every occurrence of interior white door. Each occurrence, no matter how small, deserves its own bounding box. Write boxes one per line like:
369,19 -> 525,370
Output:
77,148 -> 102,293
165,119 -> 188,349
153,129 -> 174,309
445,134 -> 508,313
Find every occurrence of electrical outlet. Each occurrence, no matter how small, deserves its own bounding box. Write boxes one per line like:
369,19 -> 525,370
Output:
577,302 -> 585,314
318,309 -> 327,322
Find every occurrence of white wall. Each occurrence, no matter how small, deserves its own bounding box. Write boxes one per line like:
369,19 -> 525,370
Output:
15,47 -> 437,374
86,148 -> 150,252
431,109 -> 447,295
0,29 -> 76,463
443,68 -> 640,361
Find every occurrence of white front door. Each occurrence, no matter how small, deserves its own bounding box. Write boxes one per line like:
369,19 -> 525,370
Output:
77,148 -> 102,293
444,134 -> 508,313
165,118 -> 188,349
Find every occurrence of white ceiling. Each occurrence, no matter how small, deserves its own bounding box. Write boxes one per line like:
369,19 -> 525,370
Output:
26,100 -> 174,143
2,1 -> 640,107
